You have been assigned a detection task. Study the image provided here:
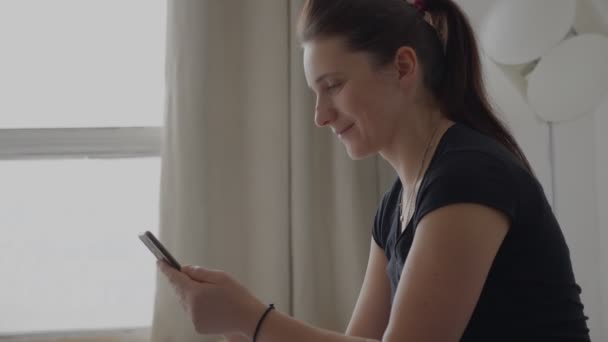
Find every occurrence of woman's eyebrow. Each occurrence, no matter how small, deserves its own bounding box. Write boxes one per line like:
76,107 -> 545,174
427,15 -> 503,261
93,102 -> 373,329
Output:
314,72 -> 343,84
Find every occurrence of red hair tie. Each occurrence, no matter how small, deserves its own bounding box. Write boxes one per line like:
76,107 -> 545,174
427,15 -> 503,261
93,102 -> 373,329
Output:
412,0 -> 426,12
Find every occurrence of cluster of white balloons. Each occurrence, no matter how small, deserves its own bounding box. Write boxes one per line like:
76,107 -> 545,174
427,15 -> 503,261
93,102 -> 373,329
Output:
480,0 -> 608,123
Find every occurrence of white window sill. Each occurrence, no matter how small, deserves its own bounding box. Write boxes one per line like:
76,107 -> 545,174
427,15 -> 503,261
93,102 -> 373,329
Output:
0,328 -> 149,342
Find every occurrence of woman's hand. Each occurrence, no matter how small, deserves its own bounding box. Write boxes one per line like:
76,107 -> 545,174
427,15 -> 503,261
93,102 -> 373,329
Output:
158,261 -> 266,337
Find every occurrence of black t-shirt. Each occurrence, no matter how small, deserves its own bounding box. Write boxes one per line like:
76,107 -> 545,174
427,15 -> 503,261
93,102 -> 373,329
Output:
373,123 -> 590,341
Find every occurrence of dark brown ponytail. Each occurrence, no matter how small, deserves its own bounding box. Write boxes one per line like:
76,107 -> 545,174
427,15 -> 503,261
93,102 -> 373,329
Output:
298,0 -> 533,173
426,0 -> 533,172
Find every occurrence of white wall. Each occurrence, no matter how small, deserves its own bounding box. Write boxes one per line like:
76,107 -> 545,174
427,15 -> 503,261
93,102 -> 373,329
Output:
553,113 -> 604,341
594,96 -> 608,339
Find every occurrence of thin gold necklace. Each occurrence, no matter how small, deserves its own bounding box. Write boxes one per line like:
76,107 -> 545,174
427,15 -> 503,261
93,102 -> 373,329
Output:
399,122 -> 441,231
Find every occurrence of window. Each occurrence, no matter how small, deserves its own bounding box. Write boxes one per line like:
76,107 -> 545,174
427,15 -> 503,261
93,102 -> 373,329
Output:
0,0 -> 166,336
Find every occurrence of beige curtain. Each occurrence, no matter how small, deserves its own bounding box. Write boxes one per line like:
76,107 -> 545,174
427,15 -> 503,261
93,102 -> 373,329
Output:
151,1 -> 395,341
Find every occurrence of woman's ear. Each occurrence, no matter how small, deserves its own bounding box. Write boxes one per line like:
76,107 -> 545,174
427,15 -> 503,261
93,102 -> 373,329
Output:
394,46 -> 418,81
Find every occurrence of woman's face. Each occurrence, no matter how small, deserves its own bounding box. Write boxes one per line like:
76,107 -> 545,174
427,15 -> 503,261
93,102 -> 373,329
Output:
303,37 -> 417,160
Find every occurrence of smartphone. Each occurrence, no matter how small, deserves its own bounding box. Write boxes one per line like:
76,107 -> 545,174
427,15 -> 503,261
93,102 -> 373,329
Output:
138,230 -> 182,270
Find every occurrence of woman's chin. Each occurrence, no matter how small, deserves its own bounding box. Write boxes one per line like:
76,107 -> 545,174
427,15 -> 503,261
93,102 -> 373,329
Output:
345,145 -> 375,160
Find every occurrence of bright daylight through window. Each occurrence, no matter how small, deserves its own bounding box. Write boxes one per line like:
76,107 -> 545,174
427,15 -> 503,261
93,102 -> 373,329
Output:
0,0 -> 166,335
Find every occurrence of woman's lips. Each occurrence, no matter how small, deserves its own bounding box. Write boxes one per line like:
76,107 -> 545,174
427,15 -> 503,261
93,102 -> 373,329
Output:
337,123 -> 355,137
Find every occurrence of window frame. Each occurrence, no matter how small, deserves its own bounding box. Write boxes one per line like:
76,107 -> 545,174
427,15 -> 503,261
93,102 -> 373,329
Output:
0,127 -> 161,160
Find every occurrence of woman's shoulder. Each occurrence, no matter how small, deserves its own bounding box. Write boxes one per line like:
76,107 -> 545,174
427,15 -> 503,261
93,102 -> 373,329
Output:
415,124 -> 530,225
431,123 -> 533,183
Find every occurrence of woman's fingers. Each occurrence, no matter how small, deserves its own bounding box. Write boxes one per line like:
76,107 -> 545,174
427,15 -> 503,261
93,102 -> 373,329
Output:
159,260 -> 263,335
157,260 -> 196,304
182,264 -> 225,283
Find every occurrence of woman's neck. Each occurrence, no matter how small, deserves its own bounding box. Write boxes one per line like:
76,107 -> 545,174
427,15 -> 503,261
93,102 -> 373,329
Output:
380,112 -> 452,189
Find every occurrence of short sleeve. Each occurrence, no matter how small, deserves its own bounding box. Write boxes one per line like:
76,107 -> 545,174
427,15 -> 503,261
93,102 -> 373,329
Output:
372,178 -> 401,250
416,151 -> 519,226
372,204 -> 386,249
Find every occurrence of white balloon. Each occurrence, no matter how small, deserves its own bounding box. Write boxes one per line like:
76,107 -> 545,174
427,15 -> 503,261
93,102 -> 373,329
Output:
527,34 -> 608,122
480,0 -> 575,65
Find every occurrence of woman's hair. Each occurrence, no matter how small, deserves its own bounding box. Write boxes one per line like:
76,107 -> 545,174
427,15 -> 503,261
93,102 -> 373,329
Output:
297,0 -> 533,173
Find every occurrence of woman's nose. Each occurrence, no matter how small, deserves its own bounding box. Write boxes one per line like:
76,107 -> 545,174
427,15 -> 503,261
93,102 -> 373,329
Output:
314,99 -> 337,128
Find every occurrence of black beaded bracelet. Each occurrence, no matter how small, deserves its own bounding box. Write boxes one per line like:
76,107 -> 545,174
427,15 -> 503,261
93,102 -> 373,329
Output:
252,303 -> 275,342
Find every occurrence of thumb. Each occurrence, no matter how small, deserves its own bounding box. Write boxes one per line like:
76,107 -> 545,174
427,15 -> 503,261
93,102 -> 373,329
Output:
182,265 -> 223,283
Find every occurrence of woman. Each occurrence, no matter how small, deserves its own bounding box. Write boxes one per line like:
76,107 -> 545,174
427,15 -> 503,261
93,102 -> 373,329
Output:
159,0 -> 591,340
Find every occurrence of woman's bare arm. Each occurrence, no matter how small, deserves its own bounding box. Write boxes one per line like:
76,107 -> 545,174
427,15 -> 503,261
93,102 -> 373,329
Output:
382,203 -> 509,341
345,238 -> 392,339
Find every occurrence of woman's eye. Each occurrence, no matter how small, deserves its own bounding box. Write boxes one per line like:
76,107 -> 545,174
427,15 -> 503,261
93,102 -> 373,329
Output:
326,82 -> 343,91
